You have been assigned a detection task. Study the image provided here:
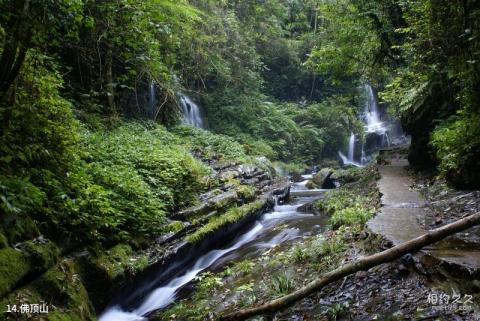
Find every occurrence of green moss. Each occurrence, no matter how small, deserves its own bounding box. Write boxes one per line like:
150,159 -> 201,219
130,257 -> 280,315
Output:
235,185 -> 256,201
186,200 -> 265,243
22,240 -> 61,272
0,240 -> 61,298
77,244 -> 150,311
91,244 -> 133,280
0,260 -> 96,321
167,221 -> 185,232
0,248 -> 31,298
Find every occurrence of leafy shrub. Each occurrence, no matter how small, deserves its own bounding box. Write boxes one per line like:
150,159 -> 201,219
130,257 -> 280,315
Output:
171,125 -> 252,162
84,123 -> 209,212
431,112 -> 480,189
330,205 -> 375,228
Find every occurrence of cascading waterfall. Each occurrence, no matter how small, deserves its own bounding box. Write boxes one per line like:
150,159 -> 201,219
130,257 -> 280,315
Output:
364,84 -> 382,133
179,94 -> 205,128
149,81 -> 156,114
338,84 -> 407,167
361,144 -> 367,165
348,133 -> 355,161
338,133 -> 362,167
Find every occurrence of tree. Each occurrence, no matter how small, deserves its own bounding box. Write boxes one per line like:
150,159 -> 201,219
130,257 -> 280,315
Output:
0,0 -> 83,99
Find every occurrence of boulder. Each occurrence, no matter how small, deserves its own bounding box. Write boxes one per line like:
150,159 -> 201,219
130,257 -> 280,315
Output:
291,173 -> 304,183
172,191 -> 239,221
312,168 -> 335,189
305,180 -> 316,190
0,239 -> 60,298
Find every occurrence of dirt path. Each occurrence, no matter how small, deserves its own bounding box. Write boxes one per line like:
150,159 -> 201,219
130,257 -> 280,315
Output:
368,148 -> 480,272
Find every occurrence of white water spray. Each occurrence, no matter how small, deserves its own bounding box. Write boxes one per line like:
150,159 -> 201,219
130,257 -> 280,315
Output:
364,84 -> 384,133
179,95 -> 204,128
348,133 -> 355,161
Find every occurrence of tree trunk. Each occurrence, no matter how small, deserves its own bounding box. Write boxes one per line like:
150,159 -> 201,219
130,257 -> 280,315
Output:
105,44 -> 116,116
219,212 -> 480,321
0,0 -> 31,97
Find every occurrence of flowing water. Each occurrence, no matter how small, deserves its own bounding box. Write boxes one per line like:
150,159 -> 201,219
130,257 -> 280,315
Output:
99,175 -> 328,321
338,133 -> 362,167
364,84 -> 383,133
339,84 -> 407,167
348,133 -> 355,161
179,95 -> 205,128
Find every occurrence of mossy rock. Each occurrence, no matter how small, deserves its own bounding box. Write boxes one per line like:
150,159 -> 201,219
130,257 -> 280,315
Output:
0,240 -> 60,298
312,168 -> 335,188
0,260 -> 96,321
77,244 -> 148,311
235,184 -> 256,201
21,240 -> 61,273
185,199 -> 266,243
0,248 -> 31,298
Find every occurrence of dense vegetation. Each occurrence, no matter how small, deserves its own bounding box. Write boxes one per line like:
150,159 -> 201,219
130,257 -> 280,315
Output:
0,0 -> 479,318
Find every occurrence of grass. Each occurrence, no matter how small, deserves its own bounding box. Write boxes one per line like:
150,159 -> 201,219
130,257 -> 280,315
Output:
269,273 -> 294,296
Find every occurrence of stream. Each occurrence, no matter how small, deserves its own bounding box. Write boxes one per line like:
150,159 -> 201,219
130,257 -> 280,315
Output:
99,175 -> 328,321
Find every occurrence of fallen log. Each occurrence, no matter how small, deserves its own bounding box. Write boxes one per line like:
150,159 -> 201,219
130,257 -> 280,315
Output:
219,212 -> 480,321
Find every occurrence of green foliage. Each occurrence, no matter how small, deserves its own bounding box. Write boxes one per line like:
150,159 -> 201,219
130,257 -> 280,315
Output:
305,0 -> 380,85
431,112 -> 480,188
325,302 -> 348,321
0,54 -> 211,244
206,92 -> 362,164
330,204 -> 375,229
171,125 -> 253,162
195,271 -> 223,294
292,245 -> 310,263
269,273 -> 294,296
0,52 -> 83,243
84,123 -> 209,210
319,236 -> 346,256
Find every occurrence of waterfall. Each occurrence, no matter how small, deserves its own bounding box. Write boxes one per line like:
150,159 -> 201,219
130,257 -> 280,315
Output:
348,133 -> 355,162
179,94 -> 205,128
149,82 -> 155,110
338,133 -> 362,167
364,84 -> 384,133
361,143 -> 367,165
339,83 -> 407,167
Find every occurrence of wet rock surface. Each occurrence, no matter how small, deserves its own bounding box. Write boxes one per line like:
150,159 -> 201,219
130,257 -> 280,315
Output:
419,179 -> 480,246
